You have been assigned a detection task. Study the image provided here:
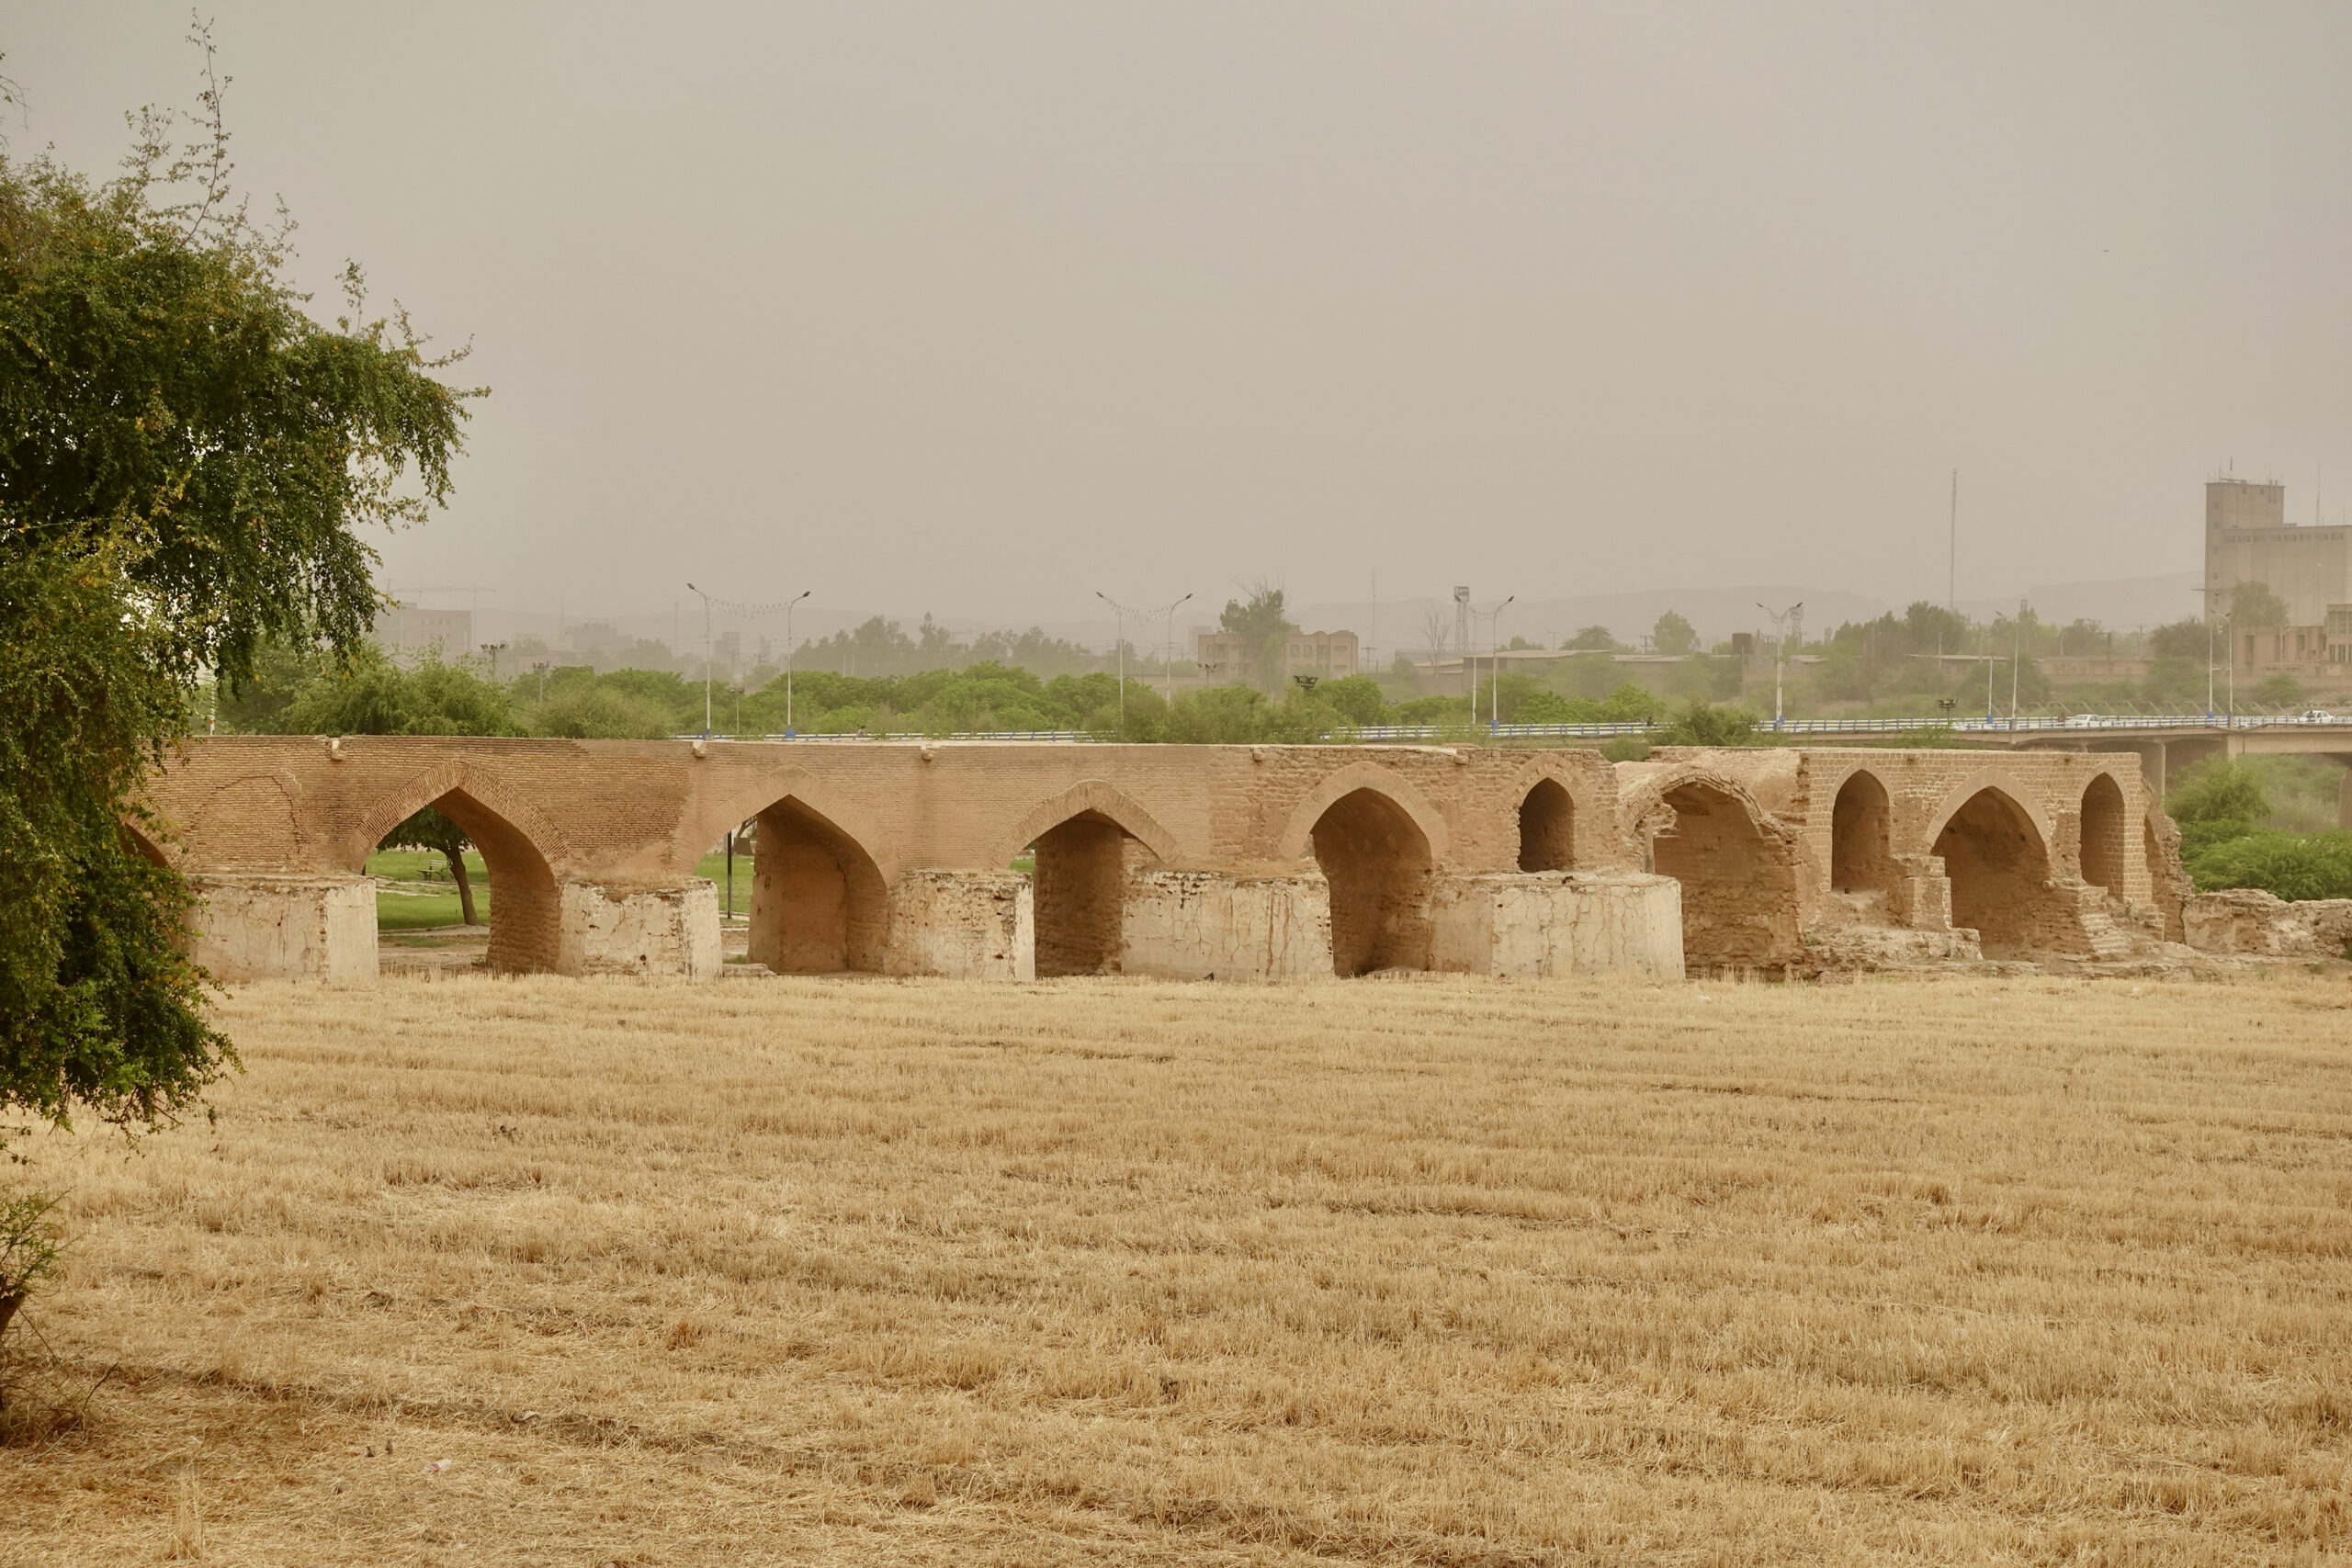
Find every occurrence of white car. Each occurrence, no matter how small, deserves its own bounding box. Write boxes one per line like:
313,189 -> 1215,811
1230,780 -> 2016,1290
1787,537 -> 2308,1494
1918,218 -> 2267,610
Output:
2297,708 -> 2338,723
2062,713 -> 2108,728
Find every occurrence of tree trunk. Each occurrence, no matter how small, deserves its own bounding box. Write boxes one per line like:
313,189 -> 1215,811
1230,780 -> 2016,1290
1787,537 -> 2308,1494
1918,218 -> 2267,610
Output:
447,847 -> 478,926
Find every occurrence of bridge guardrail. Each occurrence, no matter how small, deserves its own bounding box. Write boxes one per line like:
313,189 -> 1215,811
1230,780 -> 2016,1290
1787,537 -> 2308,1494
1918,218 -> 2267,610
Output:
675,712 -> 2346,744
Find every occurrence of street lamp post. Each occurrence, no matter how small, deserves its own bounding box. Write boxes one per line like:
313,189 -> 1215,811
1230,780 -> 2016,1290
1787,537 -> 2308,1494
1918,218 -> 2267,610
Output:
684,582 -> 715,736
2010,599 -> 2025,731
783,590 -> 811,736
480,641 -> 508,681
1095,592 -> 1193,731
1161,593 -> 1193,701
1470,596 -> 1515,728
1756,602 -> 1803,729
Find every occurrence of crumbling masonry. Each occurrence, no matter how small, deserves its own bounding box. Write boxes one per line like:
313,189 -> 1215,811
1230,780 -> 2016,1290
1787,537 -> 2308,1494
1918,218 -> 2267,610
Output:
141,738 -> 2188,982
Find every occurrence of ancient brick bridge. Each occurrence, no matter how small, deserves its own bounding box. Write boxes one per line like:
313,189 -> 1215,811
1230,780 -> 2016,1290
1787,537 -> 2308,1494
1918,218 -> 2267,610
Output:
142,737 -> 2184,983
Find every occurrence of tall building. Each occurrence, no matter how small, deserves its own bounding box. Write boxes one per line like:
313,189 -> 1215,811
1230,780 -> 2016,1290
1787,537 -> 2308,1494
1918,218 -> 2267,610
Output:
2204,478 -> 2352,626
1194,628 -> 1359,685
371,604 -> 473,663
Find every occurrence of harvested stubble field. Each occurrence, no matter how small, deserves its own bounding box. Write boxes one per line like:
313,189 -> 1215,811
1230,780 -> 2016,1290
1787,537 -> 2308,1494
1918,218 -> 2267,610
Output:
3,972 -> 2350,1566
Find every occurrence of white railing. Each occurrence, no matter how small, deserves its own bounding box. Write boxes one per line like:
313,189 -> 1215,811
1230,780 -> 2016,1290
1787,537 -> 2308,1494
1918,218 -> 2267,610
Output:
677,711 -> 2346,745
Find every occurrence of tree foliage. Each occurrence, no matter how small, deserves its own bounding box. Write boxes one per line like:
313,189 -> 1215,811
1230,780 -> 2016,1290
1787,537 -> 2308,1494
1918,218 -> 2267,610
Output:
378,806 -> 478,925
0,38 -> 475,1135
1650,611 -> 1699,656
2227,580 -> 2291,628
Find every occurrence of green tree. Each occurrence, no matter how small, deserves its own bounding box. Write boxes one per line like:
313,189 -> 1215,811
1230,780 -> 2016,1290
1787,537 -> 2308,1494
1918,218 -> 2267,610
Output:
531,683 -> 673,740
0,43 -> 474,1137
379,807 -> 479,925
1218,584 -> 1297,690
280,649 -> 521,737
1562,625 -> 1621,651
2252,671 -> 2306,708
2165,759 -> 2268,827
1651,611 -> 1699,656
1657,699 -> 1758,746
2228,580 -> 2291,627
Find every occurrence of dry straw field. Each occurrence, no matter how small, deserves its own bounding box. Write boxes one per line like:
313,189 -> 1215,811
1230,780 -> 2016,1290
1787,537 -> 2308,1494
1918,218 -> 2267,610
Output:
2,969 -> 2349,1565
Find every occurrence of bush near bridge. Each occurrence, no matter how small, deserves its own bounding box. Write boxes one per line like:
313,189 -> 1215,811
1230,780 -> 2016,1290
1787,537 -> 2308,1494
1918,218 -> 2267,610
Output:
2165,757 -> 2352,900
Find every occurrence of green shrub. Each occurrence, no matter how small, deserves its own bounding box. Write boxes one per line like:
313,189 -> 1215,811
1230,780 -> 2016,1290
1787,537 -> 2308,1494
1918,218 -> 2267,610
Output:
2187,829 -> 2352,901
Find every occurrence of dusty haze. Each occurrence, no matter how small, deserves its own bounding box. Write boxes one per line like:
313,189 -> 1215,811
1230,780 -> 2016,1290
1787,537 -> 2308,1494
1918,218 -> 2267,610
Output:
12,4 -> 2352,633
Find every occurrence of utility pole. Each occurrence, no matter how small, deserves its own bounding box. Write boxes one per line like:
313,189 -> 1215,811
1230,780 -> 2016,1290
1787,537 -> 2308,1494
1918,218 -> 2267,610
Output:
1948,469 -> 1958,615
1160,592 -> 1193,700
1470,597 -> 1515,728
479,641 -> 508,681
685,582 -> 714,736
1756,602 -> 1802,728
1094,592 -> 1127,728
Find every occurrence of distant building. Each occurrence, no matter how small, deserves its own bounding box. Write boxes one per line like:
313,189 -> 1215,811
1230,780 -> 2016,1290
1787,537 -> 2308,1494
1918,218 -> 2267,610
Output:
2236,609 -> 2352,688
1194,627 -> 1359,686
371,604 -> 472,664
2205,478 -> 2352,628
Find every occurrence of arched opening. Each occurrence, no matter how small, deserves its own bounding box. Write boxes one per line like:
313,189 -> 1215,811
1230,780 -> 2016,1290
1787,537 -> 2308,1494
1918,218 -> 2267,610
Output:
1517,779 -> 1576,872
1647,781 -> 1799,973
1829,771 -> 1894,893
1031,810 -> 1153,977
1310,788 -> 1433,976
748,797 -> 888,974
2079,774 -> 2127,894
397,788 -> 563,974
1932,788 -> 2061,958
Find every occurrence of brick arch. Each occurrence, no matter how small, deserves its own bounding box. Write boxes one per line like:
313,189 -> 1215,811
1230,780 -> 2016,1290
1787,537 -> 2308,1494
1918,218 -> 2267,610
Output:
683,767 -> 900,883
1826,764 -> 1895,893
1503,755 -> 1603,872
1928,784 -> 2073,957
347,761 -> 574,877
1615,763 -> 1802,973
1917,767 -> 2056,859
994,780 -> 1182,872
1272,761 -> 1452,863
347,760 -> 570,974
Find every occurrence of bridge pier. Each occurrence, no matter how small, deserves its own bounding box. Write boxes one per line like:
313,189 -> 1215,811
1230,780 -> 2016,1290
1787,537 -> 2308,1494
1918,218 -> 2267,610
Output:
1427,872 -> 1684,980
1117,868 -> 1333,980
881,871 -> 1035,979
558,880 -> 722,976
189,874 -> 379,984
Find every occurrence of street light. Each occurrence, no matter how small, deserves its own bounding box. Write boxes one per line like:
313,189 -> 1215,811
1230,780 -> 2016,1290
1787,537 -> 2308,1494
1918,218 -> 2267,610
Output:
1469,596 -> 1515,728
1755,602 -> 1802,729
783,590 -> 811,736
1095,592 -> 1193,731
684,582 -> 715,737
479,641 -> 508,681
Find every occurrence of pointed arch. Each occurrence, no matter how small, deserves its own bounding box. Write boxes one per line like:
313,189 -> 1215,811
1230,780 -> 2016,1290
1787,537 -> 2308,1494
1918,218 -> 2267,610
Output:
1931,785 -> 2069,957
2079,772 -> 2128,893
1506,754 -> 1600,872
746,795 -> 890,974
1311,787 -> 1435,975
679,764 -> 901,885
1829,767 -> 1894,893
1273,761 -> 1452,863
994,780 -> 1182,874
1918,767 -> 2055,861
1615,764 -> 1801,974
350,761 -> 567,974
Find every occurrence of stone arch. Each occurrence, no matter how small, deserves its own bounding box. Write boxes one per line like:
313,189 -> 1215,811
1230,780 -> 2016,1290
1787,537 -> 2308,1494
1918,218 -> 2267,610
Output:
1929,786 -> 2068,958
1273,761 -> 1452,864
2079,772 -> 2128,894
1000,783 -> 1178,978
1621,768 -> 1800,974
994,780 -> 1181,874
353,762 -> 566,974
121,821 -> 172,867
1829,767 -> 1894,893
745,795 -> 890,974
1517,778 -> 1576,872
1310,787 -> 1435,976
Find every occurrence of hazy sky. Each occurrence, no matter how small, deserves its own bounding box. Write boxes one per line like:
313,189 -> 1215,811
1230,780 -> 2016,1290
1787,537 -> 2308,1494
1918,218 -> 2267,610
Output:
13,3 -> 2352,629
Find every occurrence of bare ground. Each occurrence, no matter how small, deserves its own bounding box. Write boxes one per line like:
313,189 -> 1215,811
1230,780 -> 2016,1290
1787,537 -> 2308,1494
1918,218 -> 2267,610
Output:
2,969 -> 2348,1565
